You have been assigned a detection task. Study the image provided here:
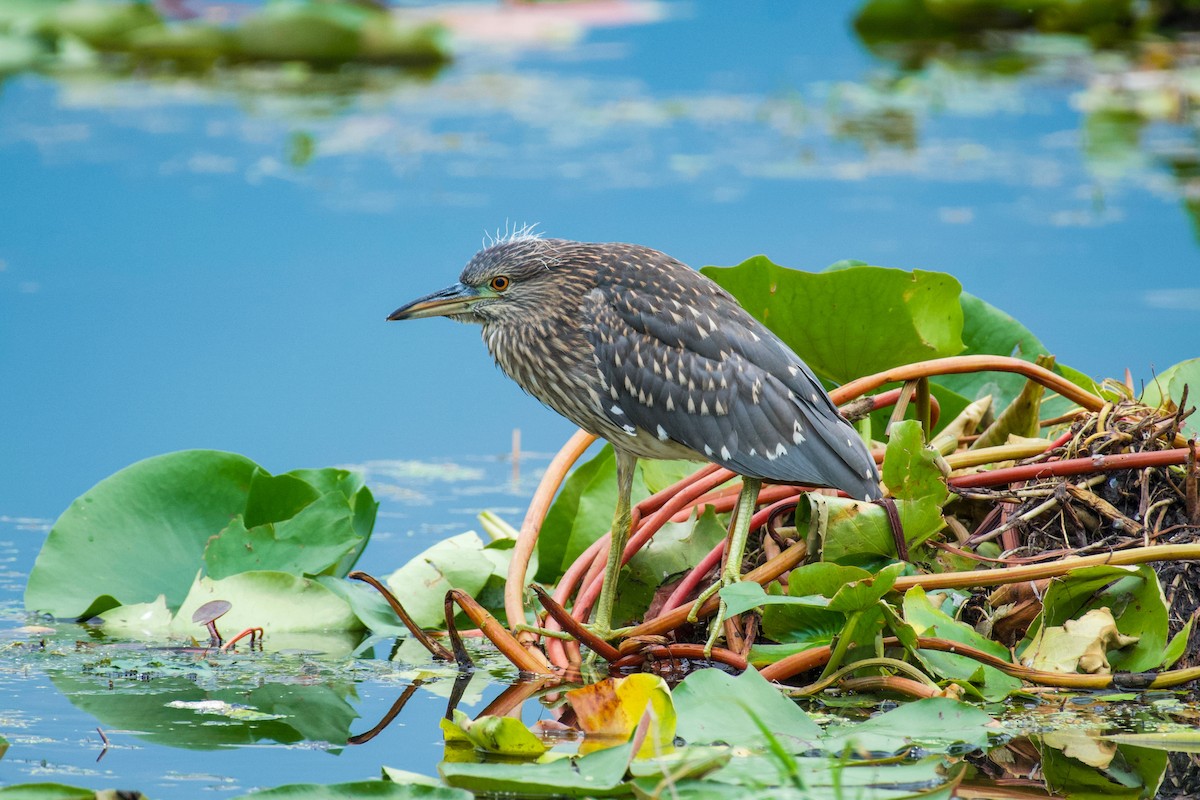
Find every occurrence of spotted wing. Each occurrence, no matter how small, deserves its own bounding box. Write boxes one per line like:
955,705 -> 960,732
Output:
582,258 -> 880,500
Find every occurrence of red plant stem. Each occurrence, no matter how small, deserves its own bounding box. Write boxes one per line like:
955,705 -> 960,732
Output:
1046,429 -> 1074,451
831,355 -> 1106,411
531,585 -> 621,662
661,541 -> 725,615
610,643 -> 748,672
572,468 -> 735,621
659,496 -> 801,614
669,482 -> 802,521
542,464 -> 726,667
545,534 -> 607,668
950,446 -> 1199,489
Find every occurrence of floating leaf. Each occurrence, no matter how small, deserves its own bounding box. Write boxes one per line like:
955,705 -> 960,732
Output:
446,710 -> 547,758
439,741 -> 632,797
169,570 -> 363,636
822,697 -> 995,753
25,451 -> 375,620
233,780 -> 471,799
673,668 -> 821,750
566,674 -> 676,758
26,450 -> 260,619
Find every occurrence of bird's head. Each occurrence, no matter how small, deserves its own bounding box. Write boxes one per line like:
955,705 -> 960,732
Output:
388,236 -> 578,326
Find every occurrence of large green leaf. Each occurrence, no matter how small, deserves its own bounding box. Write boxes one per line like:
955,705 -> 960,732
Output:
205,490 -> 363,580
440,742 -> 632,797
821,697 -> 995,753
903,586 -> 1022,700
1141,357 -> 1200,438
383,532 -> 496,629
25,451 -> 376,621
26,450 -> 259,619
673,668 -> 821,750
1020,564 -> 1168,673
702,257 -> 964,383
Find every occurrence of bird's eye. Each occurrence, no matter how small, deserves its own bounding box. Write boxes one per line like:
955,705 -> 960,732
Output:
490,275 -> 511,292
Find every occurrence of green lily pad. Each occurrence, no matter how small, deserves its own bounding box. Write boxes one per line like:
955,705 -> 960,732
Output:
0,787 -> 103,800
1141,357 -> 1200,438
235,782 -> 471,799
26,451 -> 375,621
383,532 -> 497,629
903,586 -> 1022,700
821,697 -> 995,753
702,257 -> 964,383
26,450 -> 259,619
674,668 -> 821,750
440,741 -> 632,797
169,570 -> 363,636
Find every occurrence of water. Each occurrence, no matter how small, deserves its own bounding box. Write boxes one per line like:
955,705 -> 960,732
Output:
1,1 -> 1199,794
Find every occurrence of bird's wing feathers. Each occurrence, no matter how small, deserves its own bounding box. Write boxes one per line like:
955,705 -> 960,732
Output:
582,263 -> 880,500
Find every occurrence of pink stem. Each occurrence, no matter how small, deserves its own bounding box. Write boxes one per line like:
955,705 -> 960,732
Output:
572,468 -> 735,621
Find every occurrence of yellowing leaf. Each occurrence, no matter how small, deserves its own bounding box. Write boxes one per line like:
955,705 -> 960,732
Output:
1023,607 -> 1139,674
566,674 -> 675,759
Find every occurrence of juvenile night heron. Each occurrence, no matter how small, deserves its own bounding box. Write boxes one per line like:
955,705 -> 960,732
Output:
389,233 -> 881,645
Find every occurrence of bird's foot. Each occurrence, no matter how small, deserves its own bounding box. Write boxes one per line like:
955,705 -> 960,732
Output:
686,580 -> 722,623
701,599 -> 727,659
580,623 -> 633,642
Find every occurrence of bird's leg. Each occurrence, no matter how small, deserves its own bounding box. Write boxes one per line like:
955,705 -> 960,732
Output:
589,449 -> 637,644
691,477 -> 763,657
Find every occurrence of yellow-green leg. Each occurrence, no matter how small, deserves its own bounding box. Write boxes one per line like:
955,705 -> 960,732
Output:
687,477 -> 762,656
590,449 -> 637,642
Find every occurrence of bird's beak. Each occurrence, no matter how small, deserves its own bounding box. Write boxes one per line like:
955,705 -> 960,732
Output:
387,282 -> 481,321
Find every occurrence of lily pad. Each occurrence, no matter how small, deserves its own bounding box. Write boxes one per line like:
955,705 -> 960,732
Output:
26,451 -> 375,620
702,257 -> 964,384
440,741 -> 632,797
383,532 -> 497,629
234,781 -> 470,799
903,586 -> 1022,700
673,668 -> 820,750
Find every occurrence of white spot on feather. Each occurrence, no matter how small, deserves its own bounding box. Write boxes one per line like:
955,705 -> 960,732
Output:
793,421 -> 805,444
703,444 -> 714,456
657,425 -> 669,441
720,445 -> 731,460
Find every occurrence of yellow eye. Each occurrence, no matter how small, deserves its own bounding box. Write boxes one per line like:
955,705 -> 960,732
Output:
490,275 -> 510,292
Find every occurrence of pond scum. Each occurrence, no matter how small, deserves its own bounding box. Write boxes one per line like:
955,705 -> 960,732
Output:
17,258 -> 1200,798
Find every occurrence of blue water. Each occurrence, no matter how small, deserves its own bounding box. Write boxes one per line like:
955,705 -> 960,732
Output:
1,1 -> 1199,794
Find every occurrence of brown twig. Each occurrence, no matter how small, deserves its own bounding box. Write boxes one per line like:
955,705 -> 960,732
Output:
447,589 -> 552,675
349,570 -> 455,662
530,585 -> 621,662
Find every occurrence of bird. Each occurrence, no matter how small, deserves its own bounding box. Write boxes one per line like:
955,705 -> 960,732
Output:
388,231 -> 881,649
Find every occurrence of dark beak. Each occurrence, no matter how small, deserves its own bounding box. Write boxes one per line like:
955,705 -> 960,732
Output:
387,282 -> 481,321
